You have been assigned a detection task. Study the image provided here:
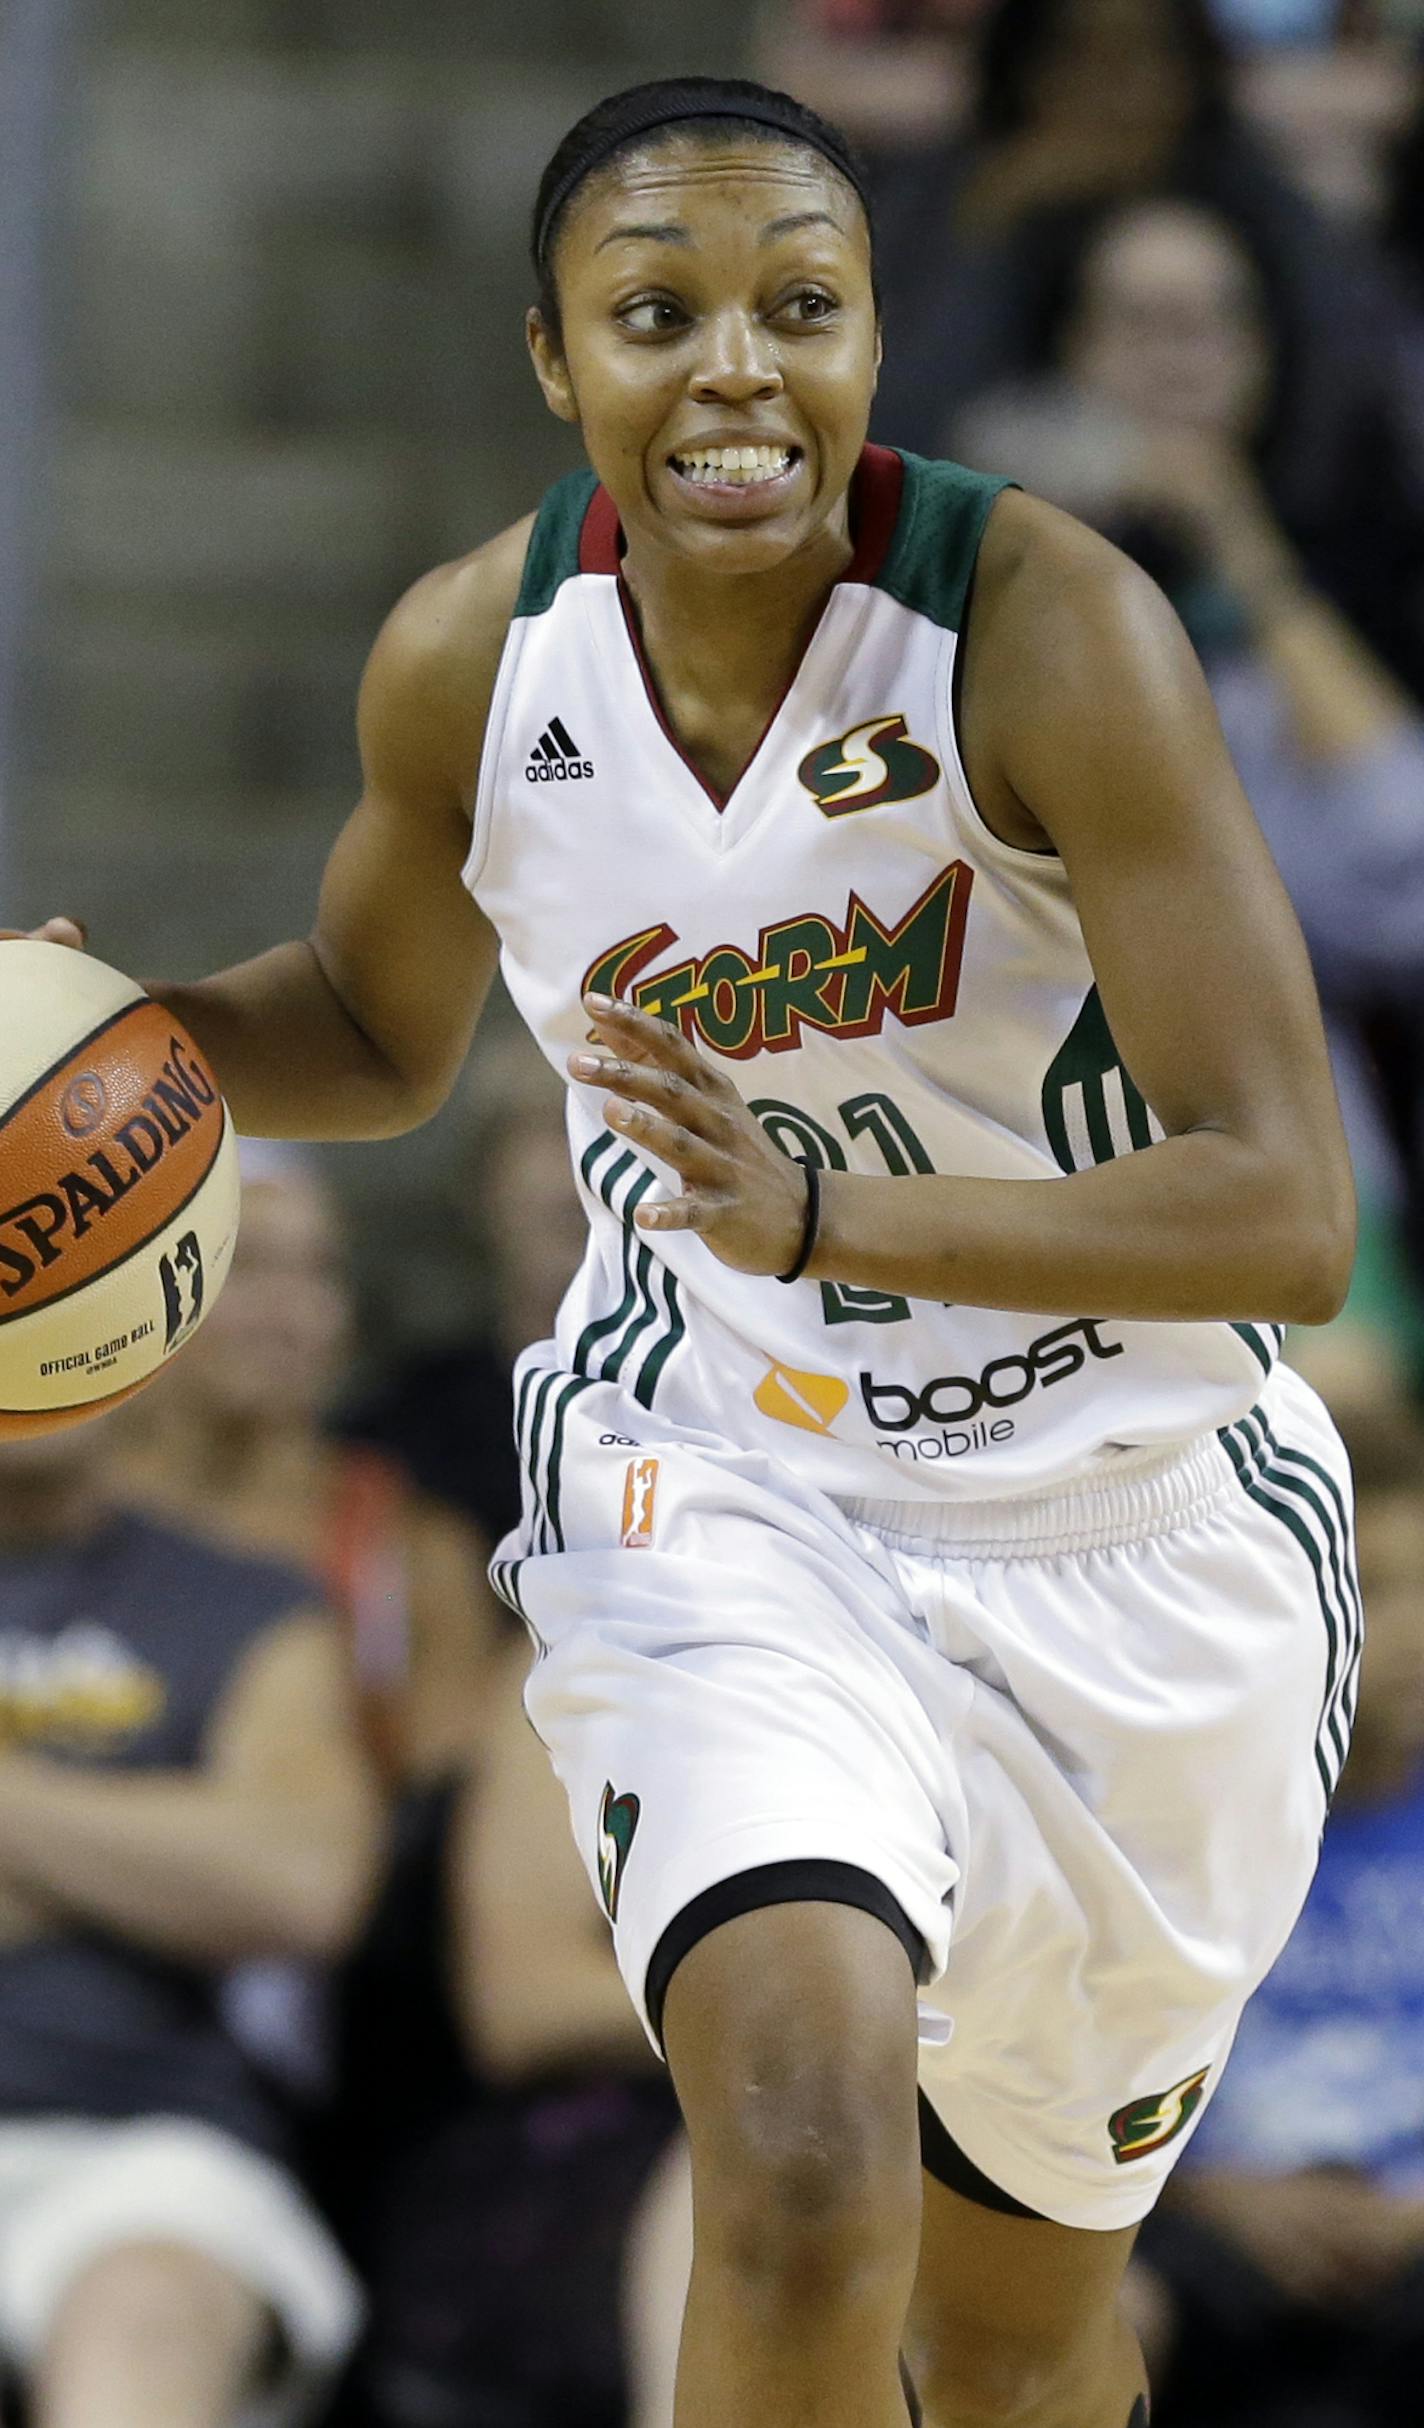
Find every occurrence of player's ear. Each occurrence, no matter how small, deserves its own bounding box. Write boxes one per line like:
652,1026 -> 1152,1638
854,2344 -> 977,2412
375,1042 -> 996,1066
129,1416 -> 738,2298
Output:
873,317 -> 883,389
527,308 -> 579,425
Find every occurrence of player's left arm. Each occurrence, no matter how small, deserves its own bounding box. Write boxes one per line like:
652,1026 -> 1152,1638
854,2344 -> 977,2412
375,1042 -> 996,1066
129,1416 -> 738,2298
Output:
576,501 -> 1354,1326
899,492 -> 1357,1323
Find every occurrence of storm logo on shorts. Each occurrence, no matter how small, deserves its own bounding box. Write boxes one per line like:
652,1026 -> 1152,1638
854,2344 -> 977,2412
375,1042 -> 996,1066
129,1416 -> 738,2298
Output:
1108,2068 -> 1210,2164
582,864 -> 973,1061
797,714 -> 940,814
597,1784 -> 641,1923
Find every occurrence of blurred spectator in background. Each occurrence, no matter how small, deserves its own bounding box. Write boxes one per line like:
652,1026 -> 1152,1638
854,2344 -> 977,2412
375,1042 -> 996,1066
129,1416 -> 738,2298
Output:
952,190 -> 1424,1326
323,1627 -> 682,2428
1134,1415 -> 1424,2428
1211,0 -> 1340,34
1385,75 -> 1424,315
868,0 -> 1424,699
119,1146 -> 500,1786
0,1416 -> 372,2428
1384,75 -> 1424,457
342,1041 -> 587,1555
768,0 -> 1421,169
318,1040 -> 683,2427
796,0 -> 1412,35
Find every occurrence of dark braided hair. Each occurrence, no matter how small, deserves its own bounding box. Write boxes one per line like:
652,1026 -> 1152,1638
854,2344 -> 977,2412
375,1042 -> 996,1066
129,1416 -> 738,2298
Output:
530,75 -> 878,342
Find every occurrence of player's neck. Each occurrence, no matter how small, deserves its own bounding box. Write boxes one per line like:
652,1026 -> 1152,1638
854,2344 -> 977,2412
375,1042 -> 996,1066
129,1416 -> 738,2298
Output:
621,514 -> 854,712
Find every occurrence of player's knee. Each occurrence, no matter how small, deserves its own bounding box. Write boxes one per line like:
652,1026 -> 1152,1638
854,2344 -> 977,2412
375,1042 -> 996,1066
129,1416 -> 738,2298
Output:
694,2070 -> 919,2311
917,2314 -> 1101,2427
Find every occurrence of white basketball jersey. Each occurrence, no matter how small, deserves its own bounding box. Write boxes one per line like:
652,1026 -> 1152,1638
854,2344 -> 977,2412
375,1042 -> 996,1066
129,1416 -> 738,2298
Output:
465,447 -> 1277,1506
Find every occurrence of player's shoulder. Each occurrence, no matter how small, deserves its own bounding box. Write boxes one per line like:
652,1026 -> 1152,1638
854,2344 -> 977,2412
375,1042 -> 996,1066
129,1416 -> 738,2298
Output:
357,513 -> 536,796
367,515 -> 536,710
973,486 -> 1180,670
954,483 -> 1204,833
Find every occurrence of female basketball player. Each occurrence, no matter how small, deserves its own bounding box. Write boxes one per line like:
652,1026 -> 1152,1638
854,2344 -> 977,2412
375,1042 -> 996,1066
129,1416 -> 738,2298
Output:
19,76 -> 1359,2428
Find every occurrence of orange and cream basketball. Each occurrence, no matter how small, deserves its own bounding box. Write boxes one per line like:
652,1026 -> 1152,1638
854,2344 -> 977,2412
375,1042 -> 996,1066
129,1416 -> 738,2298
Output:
0,942 -> 239,1434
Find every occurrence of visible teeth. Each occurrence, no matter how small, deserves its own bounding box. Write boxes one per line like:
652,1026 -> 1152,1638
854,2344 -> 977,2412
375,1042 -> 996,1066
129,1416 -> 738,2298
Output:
672,443 -> 793,486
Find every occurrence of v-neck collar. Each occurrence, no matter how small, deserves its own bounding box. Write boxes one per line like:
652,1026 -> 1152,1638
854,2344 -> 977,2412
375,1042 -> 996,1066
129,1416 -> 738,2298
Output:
577,445 -> 907,816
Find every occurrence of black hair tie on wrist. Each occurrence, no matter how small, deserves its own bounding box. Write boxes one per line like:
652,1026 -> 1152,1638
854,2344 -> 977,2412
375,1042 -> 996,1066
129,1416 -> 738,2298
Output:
775,1158 -> 820,1285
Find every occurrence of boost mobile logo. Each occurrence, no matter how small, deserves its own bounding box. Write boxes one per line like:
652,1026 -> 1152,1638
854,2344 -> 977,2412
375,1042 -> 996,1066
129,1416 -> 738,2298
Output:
754,1363 -> 850,1435
862,1318 -> 1124,1462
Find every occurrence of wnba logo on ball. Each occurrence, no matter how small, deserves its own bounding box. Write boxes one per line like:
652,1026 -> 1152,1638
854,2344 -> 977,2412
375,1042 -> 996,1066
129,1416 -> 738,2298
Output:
59,1074 -> 108,1140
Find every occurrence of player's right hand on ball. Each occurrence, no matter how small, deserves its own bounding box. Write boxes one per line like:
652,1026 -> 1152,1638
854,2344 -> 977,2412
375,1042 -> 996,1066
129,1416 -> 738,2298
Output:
0,918 -> 88,947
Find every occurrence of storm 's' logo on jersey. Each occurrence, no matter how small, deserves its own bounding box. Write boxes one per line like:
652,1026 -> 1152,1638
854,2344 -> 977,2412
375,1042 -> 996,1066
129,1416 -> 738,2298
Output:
1108,2068 -> 1211,2164
797,714 -> 940,813
582,864 -> 974,1061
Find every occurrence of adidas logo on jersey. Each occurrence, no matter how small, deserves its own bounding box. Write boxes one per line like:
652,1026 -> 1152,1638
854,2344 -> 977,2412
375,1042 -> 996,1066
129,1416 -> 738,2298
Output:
526,717 -> 594,783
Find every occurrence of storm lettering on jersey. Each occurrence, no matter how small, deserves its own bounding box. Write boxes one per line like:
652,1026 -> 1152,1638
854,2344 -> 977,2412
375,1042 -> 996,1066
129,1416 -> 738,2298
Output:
582,863 -> 974,1060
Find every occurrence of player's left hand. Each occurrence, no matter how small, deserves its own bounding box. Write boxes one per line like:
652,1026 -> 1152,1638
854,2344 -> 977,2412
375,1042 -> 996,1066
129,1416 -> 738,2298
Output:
569,994 -> 812,1277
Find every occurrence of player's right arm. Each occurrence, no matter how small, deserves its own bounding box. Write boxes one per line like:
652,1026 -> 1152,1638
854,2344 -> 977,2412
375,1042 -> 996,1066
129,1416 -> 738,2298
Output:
16,518 -> 532,1140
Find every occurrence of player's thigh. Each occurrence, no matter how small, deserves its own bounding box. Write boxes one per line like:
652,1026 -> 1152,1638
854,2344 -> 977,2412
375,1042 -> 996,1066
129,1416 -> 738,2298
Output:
663,1898 -> 923,2252
907,2169 -> 1137,2416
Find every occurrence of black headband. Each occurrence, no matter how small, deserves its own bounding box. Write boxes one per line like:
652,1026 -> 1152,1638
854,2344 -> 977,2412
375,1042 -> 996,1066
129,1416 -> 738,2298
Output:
533,95 -> 870,273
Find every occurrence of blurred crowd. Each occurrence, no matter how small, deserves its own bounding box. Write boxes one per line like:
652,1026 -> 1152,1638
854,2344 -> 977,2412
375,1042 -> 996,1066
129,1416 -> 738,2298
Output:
0,1098 -> 686,2428
3,2 -> 1424,2422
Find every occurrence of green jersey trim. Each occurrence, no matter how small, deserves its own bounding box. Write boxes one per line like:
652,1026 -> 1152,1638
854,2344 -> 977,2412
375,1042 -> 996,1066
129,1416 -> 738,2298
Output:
513,450 -> 1012,633
514,466 -> 599,620
875,451 -> 1016,635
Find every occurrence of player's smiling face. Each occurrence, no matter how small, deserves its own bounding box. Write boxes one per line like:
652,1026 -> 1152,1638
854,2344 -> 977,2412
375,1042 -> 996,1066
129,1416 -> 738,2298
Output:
529,139 -> 880,572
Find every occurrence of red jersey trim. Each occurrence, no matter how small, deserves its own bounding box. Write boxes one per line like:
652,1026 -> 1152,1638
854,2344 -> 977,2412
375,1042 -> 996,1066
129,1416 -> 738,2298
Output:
576,444 -> 905,582
578,481 -> 622,575
577,445 -> 908,812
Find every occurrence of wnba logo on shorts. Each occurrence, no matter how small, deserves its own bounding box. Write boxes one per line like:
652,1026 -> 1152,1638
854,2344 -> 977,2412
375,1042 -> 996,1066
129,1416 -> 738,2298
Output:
620,1457 -> 660,1548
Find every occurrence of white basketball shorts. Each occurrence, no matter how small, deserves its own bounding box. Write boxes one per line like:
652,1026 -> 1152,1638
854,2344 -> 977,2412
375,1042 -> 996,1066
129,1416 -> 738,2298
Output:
493,1356 -> 1357,2231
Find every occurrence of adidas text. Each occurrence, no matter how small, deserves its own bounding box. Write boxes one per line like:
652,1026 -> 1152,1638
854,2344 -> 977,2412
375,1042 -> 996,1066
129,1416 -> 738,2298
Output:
527,716 -> 594,783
